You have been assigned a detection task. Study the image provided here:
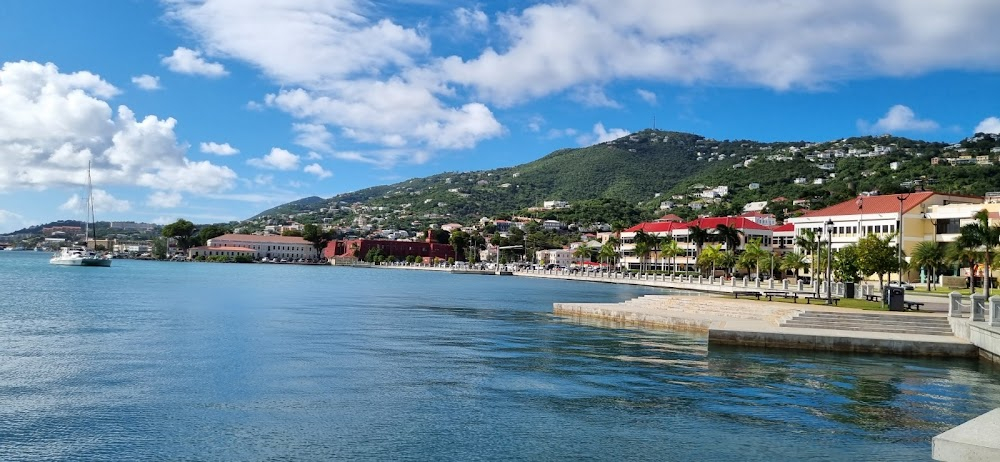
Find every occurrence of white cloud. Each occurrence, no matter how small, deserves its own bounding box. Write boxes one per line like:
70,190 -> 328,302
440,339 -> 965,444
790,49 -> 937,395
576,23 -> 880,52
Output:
303,163 -> 332,179
858,104 -> 939,134
0,209 -> 27,232
527,115 -> 544,133
161,46 -> 228,78
439,1 -> 1000,104
292,123 -> 334,152
974,117 -> 1000,134
131,74 -> 162,90
199,141 -> 239,155
165,1 -> 502,166
569,85 -> 621,108
147,191 -> 183,208
248,147 -> 300,170
0,60 -> 236,195
637,89 -> 657,105
60,188 -> 131,213
577,122 -> 629,146
454,7 -> 489,32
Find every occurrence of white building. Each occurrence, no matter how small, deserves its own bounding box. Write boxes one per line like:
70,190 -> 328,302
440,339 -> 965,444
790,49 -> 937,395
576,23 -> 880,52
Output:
536,249 -> 572,268
206,234 -> 317,260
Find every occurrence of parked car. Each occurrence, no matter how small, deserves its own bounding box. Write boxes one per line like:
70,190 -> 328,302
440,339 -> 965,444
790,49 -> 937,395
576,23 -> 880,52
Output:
888,281 -> 915,290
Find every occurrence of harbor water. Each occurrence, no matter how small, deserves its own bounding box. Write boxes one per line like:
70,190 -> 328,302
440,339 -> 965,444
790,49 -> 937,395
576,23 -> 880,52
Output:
1,251 -> 999,461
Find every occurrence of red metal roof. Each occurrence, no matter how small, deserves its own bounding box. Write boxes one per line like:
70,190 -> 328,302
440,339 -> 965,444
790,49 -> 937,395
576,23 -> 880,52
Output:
799,192 -> 937,218
771,223 -> 795,232
624,221 -> 688,233
684,216 -> 771,231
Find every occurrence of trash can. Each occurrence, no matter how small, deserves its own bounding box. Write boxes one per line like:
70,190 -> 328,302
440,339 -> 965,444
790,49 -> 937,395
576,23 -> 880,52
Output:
885,286 -> 905,311
845,282 -> 855,299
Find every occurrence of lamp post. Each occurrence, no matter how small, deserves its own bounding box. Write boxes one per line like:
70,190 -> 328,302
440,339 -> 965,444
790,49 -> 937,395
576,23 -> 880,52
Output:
896,193 -> 910,285
825,219 -> 834,303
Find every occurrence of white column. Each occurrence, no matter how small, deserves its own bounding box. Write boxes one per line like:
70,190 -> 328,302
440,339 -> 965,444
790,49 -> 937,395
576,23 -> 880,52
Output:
949,292 -> 964,318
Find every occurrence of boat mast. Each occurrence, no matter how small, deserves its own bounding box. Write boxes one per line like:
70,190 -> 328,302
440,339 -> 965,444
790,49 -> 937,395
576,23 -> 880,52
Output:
88,161 -> 96,247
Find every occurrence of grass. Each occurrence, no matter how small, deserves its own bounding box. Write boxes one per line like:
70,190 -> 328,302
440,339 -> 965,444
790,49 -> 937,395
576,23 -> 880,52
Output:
759,295 -> 886,311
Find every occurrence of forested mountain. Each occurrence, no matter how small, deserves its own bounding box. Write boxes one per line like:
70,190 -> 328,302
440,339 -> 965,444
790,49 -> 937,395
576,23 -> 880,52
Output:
251,130 -> 1000,228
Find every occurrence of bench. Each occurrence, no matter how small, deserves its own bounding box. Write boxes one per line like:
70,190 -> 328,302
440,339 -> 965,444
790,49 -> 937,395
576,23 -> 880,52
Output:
733,291 -> 762,300
762,291 -> 798,303
864,294 -> 881,303
903,301 -> 924,311
804,296 -> 839,305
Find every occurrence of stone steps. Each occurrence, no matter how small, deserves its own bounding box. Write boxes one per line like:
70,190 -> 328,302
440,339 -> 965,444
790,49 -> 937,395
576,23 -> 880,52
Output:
781,311 -> 954,336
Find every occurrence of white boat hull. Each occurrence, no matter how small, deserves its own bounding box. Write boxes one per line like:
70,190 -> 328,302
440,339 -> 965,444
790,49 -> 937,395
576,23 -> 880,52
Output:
49,247 -> 112,267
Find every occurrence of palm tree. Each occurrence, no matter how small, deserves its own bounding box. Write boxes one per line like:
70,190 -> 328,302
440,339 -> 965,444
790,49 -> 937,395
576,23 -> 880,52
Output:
573,244 -> 594,267
795,228 -> 820,282
699,243 -> 723,277
740,238 -> 769,281
909,241 -> 945,291
598,241 -> 617,270
780,251 -> 808,281
634,233 -> 651,274
958,209 -> 1000,297
660,239 -> 682,274
611,221 -> 627,271
603,236 -> 620,270
687,224 -> 710,271
715,223 -> 744,254
946,238 -> 979,295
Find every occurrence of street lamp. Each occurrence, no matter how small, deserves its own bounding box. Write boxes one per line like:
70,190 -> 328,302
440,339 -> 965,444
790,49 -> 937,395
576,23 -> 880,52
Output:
896,193 -> 911,285
825,218 -> 834,303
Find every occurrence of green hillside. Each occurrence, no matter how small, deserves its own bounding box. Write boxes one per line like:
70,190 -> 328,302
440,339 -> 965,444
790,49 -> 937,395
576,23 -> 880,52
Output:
250,130 -> 1000,227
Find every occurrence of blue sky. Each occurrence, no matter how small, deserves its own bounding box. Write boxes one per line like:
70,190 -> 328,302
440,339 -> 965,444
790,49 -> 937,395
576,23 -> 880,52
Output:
2,0 -> 1000,233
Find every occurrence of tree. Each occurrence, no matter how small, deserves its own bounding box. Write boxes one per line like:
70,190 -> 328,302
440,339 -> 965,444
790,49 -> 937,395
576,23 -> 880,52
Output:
573,244 -> 594,266
909,241 -> 945,291
780,251 -> 808,281
958,209 -> 1000,297
598,241 -> 617,270
715,224 -> 743,254
281,229 -> 303,237
660,239 -> 682,274
152,237 -> 168,260
197,224 -> 230,247
739,238 -> 768,280
303,223 -> 333,259
687,224 -> 710,270
857,233 -> 898,290
833,244 -> 863,283
795,228 -> 819,280
162,219 -> 196,251
698,243 -> 723,276
449,230 -> 468,261
633,233 -> 651,274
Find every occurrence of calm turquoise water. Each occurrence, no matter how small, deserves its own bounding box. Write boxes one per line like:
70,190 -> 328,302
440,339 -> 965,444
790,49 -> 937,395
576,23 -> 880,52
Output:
1,251 -> 999,461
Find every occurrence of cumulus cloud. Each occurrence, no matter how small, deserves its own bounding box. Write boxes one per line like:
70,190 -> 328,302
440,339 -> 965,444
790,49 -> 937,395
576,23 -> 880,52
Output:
0,209 -> 27,231
165,1 -> 501,166
131,74 -> 162,90
60,189 -> 131,213
293,123 -> 334,152
438,1 -> 1000,104
577,122 -> 629,146
147,191 -> 183,208
454,7 -> 489,32
303,163 -> 333,179
975,116 -> 1000,134
248,147 -> 300,170
161,47 -> 228,77
0,60 -> 236,195
199,141 -> 239,155
569,85 -> 621,108
858,105 -> 939,134
637,89 -> 657,105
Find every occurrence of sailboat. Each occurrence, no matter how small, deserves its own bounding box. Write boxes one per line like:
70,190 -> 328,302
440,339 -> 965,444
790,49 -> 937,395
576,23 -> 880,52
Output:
50,162 -> 112,267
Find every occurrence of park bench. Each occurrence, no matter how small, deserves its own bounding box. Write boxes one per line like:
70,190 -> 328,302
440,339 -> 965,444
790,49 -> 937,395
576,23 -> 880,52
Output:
804,296 -> 840,305
733,291 -> 762,300
903,301 -> 924,311
864,294 -> 881,303
762,291 -> 798,303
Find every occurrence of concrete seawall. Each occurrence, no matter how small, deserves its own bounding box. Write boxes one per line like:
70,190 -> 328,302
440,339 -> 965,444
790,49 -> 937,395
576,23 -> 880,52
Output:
554,295 -> 978,358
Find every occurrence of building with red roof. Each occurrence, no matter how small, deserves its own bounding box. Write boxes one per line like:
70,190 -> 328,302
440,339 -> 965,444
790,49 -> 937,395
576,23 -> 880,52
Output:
788,191 -> 982,281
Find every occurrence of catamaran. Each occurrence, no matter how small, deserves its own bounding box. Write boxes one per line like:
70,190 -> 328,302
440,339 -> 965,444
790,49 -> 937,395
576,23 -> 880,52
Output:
50,163 -> 112,267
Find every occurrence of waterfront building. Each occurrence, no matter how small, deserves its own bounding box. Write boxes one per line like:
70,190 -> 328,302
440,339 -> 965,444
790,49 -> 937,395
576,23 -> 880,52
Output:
788,191 -> 981,281
619,217 -> 772,272
187,246 -> 256,259
324,236 -> 454,262
207,234 -> 317,260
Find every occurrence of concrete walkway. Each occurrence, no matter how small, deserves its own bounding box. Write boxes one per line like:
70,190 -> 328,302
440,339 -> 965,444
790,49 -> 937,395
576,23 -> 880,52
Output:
553,294 -> 978,357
